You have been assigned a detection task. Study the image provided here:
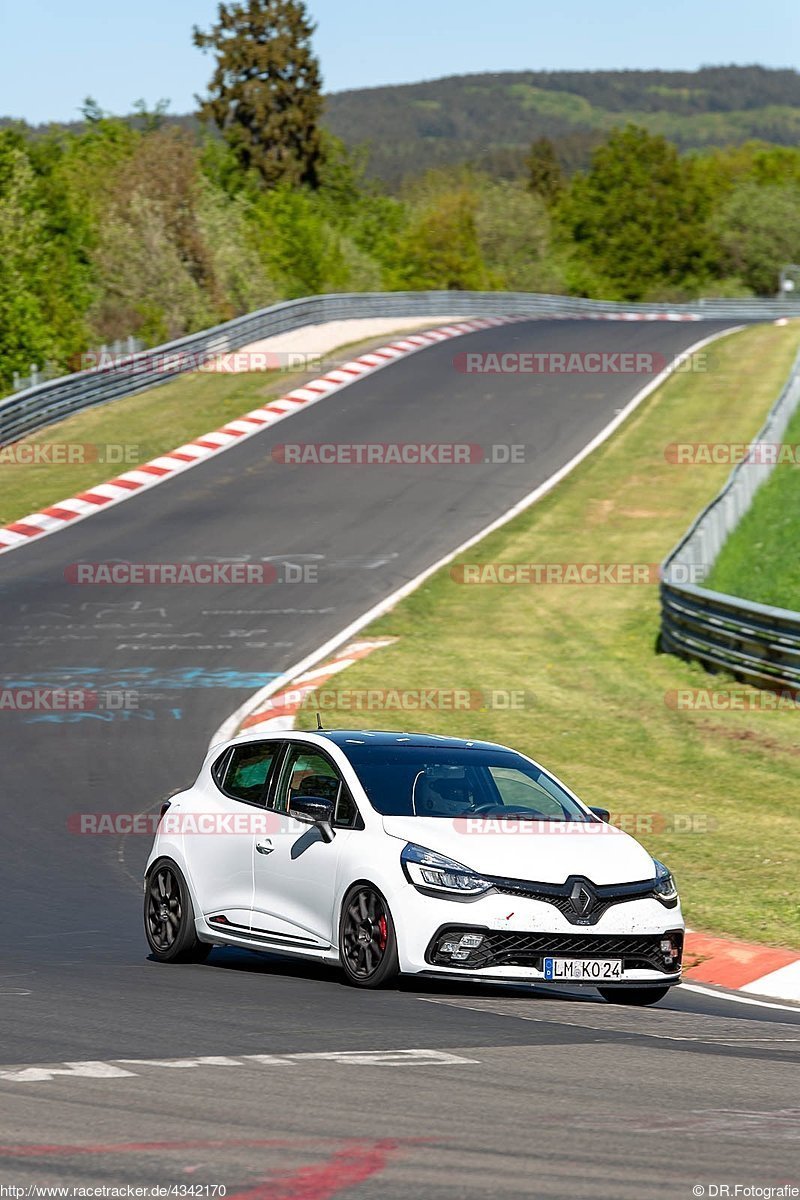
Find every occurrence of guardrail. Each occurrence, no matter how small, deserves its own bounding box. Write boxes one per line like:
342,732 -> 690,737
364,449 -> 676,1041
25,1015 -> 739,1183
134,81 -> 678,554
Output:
3,289 -> 800,448
11,337 -> 145,394
660,346 -> 800,692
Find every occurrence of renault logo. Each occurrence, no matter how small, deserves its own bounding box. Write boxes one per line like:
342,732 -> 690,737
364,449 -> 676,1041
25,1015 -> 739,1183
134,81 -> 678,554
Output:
570,881 -> 596,916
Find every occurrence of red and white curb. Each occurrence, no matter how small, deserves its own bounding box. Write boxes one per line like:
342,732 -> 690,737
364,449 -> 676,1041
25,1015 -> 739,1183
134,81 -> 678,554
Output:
554,312 -> 701,322
0,317 -> 526,557
236,638 -> 396,733
684,931 -> 800,1003
0,309 -> 713,558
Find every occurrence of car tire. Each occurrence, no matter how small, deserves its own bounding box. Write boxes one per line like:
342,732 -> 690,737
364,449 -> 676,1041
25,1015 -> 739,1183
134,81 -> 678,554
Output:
339,884 -> 399,989
144,858 -> 212,964
598,985 -> 671,1006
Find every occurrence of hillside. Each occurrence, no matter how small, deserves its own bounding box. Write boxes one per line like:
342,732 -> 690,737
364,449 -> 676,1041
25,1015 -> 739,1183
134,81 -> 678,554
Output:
323,65 -> 800,184
5,65 -> 800,188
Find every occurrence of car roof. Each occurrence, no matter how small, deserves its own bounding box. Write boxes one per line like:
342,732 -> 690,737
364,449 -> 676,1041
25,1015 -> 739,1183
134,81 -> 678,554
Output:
313,729 -> 510,751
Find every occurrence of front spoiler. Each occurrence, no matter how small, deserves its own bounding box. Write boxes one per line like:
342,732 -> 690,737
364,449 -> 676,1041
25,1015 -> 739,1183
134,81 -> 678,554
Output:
414,967 -> 682,988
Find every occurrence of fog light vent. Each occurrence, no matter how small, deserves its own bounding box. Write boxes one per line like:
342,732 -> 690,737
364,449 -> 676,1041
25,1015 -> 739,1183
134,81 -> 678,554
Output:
660,936 -> 680,964
436,931 -> 485,960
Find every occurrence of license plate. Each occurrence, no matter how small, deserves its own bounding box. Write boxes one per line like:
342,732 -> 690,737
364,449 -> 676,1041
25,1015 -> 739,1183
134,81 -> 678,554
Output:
543,957 -> 623,982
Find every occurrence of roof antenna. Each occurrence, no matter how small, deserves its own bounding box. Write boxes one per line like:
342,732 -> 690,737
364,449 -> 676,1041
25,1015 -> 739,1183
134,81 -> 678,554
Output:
316,711 -> 324,731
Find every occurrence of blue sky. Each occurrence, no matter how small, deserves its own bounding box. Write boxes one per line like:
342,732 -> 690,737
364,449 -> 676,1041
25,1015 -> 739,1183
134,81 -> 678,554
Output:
2,0 -> 798,124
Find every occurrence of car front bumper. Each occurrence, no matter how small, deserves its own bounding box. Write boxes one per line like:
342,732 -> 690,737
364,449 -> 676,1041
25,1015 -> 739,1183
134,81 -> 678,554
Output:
391,884 -> 684,986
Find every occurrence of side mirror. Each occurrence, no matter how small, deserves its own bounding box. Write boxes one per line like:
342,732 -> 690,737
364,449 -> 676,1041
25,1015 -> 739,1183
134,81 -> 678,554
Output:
289,796 -> 335,841
590,806 -> 610,823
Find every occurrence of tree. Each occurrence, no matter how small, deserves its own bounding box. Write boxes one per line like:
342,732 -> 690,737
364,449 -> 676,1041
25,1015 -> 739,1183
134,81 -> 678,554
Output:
26,134 -> 95,364
526,137 -> 564,204
132,98 -> 172,134
715,182 -> 800,295
473,177 -> 562,293
561,125 -> 718,300
88,128 -> 217,341
194,0 -> 323,189
389,174 -> 488,291
0,136 -> 56,386
79,97 -> 106,124
90,191 -> 214,345
250,185 -> 349,296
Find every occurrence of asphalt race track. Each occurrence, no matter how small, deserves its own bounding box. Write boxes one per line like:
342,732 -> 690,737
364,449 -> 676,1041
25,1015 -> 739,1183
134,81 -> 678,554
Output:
1,318 -> 798,1200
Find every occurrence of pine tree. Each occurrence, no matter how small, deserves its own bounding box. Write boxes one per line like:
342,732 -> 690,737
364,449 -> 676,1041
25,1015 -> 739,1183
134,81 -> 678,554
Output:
194,0 -> 323,189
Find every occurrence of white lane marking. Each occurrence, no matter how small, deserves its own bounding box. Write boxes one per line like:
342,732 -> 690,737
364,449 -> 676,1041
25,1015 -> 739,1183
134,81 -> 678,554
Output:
0,1048 -> 477,1084
0,1062 -> 137,1083
283,1049 -> 477,1066
680,982 -> 800,1014
214,323 -> 746,743
116,1055 -> 246,1069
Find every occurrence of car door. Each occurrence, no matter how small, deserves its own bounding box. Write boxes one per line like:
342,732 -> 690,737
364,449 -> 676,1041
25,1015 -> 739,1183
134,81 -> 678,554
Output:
250,741 -> 360,950
183,740 -> 281,933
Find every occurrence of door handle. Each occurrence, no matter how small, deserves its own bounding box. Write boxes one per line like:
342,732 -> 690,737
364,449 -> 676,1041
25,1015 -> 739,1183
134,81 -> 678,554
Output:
255,839 -> 274,855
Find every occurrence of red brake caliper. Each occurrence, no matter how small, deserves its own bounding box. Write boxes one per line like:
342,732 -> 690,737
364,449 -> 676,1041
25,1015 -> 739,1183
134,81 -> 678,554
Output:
377,916 -> 388,951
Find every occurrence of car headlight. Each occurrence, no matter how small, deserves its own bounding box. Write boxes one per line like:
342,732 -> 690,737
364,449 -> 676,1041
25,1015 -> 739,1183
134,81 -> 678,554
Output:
653,859 -> 678,905
401,843 -> 492,896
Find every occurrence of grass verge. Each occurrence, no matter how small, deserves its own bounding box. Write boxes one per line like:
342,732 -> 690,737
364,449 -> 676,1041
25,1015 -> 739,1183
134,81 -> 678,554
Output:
706,390 -> 800,609
297,322 -> 800,948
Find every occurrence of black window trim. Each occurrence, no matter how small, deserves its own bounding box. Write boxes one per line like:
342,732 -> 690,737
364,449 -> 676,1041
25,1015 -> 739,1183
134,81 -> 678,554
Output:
269,740 -> 364,830
211,746 -> 233,787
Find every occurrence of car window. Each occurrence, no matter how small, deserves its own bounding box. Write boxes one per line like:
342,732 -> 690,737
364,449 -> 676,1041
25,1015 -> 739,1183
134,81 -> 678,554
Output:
221,743 -> 278,805
333,786 -> 360,829
273,745 -> 360,828
414,766 -> 484,815
344,745 -> 591,821
488,767 -> 574,819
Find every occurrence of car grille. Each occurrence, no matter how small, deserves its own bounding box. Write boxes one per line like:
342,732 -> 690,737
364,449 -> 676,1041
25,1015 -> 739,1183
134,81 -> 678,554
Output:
488,875 -> 658,926
427,929 -> 683,974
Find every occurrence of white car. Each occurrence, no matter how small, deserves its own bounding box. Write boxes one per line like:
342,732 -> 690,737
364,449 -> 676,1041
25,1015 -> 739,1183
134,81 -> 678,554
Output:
144,730 -> 684,1004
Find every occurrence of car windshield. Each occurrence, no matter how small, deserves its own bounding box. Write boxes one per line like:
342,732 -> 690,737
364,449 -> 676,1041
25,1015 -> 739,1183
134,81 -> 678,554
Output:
342,744 -> 593,820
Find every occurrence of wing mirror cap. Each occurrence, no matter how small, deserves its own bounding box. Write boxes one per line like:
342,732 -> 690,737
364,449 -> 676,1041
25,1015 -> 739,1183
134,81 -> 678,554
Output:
590,806 -> 611,823
289,796 -> 335,835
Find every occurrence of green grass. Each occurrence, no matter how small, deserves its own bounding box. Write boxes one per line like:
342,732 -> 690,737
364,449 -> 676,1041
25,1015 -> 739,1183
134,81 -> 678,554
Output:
297,323 -> 800,949
706,389 -> 800,609
0,371 -> 294,526
0,329 -> 421,526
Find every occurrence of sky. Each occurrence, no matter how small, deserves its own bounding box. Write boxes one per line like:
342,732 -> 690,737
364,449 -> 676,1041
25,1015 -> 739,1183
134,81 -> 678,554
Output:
1,0 -> 798,124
